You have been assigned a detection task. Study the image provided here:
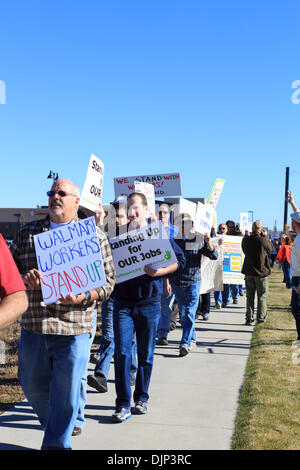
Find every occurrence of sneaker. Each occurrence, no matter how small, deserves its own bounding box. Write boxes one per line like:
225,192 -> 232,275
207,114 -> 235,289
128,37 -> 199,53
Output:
179,344 -> 189,357
111,407 -> 132,423
245,320 -> 253,326
233,299 -> 238,304
189,340 -> 197,350
132,400 -> 147,415
292,339 -> 300,348
202,313 -> 209,321
169,321 -> 177,331
215,302 -> 221,309
157,337 -> 168,345
222,303 -> 228,308
87,374 -> 108,393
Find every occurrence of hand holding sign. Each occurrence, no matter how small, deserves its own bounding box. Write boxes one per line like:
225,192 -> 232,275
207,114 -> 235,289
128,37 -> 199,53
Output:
59,292 -> 86,305
23,268 -> 43,289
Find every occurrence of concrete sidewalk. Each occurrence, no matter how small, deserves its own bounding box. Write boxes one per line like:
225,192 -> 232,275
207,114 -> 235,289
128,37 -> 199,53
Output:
0,294 -> 253,450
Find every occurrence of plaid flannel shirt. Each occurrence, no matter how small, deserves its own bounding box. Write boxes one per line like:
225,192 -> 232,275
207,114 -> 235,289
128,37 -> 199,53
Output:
10,215 -> 116,335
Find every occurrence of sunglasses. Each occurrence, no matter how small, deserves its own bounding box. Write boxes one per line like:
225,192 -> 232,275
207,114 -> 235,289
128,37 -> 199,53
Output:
219,227 -> 226,231
47,190 -> 77,198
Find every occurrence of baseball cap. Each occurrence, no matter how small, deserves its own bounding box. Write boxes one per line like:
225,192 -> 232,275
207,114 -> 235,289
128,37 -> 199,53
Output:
291,212 -> 300,224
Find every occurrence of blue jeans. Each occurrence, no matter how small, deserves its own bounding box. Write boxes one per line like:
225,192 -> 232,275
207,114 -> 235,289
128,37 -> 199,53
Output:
95,298 -> 137,378
222,284 -> 239,304
157,282 -> 175,339
173,282 -> 201,346
75,310 -> 97,430
113,301 -> 161,409
95,298 -> 115,378
18,329 -> 90,450
214,290 -> 222,304
282,260 -> 292,289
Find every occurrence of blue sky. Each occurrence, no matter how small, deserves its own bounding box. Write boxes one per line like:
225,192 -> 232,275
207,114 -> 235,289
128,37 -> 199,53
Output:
1,0 -> 300,231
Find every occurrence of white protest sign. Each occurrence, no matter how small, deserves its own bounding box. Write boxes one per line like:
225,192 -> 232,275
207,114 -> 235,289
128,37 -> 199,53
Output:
200,238 -> 223,294
134,181 -> 156,216
80,154 -> 104,212
207,178 -> 226,209
178,198 -> 197,223
221,235 -> 244,285
34,217 -> 106,305
114,172 -> 181,198
162,197 -> 197,225
195,202 -> 215,235
109,221 -> 178,284
240,212 -> 251,233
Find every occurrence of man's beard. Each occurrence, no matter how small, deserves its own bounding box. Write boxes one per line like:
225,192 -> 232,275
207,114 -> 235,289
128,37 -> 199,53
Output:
49,201 -> 64,216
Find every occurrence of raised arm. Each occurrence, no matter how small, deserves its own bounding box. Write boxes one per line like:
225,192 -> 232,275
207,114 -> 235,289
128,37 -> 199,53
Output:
287,190 -> 299,212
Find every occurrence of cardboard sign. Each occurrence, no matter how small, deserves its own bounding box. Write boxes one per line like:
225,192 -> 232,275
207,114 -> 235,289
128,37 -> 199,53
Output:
34,217 -> 106,305
220,235 -> 244,284
109,221 -> 178,283
114,172 -> 181,198
80,154 -> 104,212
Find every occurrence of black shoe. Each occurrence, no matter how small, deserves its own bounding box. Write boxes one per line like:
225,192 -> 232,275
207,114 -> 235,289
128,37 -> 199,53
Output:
90,353 -> 100,365
158,337 -> 168,345
245,320 -> 253,325
87,374 -> 108,393
72,426 -> 82,436
202,314 -> 209,321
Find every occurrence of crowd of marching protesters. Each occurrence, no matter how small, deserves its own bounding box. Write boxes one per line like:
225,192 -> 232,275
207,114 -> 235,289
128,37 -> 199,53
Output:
1,178 -> 300,450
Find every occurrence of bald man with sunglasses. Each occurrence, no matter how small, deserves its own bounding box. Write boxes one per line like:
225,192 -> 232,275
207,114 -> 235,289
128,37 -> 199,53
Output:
11,179 -> 115,450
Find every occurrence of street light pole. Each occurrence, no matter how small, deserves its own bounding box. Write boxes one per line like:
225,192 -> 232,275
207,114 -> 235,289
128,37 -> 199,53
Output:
283,167 -> 290,232
47,171 -> 59,183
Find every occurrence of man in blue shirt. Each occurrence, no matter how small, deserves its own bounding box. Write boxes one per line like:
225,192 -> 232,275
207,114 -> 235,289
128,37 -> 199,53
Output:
111,193 -> 185,422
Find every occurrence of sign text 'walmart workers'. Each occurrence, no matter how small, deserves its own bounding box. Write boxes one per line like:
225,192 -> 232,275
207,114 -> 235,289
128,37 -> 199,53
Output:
34,217 -> 106,304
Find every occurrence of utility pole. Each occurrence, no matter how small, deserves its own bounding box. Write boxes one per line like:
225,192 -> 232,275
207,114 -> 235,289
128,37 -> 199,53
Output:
283,166 -> 290,232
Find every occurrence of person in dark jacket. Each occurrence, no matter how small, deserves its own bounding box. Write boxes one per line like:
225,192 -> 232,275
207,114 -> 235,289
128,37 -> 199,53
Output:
242,220 -> 274,325
172,213 -> 218,356
111,192 -> 185,423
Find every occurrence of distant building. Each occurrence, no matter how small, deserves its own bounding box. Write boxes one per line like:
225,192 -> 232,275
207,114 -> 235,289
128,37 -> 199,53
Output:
0,208 -> 48,241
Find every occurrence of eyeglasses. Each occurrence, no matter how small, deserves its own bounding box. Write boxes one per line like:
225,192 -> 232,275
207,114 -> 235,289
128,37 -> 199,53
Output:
47,190 -> 77,198
159,211 -> 169,215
